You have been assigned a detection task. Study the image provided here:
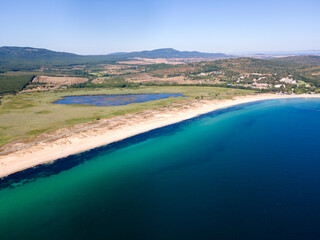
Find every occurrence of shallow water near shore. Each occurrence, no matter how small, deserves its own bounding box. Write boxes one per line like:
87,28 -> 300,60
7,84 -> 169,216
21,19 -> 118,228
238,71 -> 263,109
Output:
54,93 -> 184,106
1,98 -> 320,240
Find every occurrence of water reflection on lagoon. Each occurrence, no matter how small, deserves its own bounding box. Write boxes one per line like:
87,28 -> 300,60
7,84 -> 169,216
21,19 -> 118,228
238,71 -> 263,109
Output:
54,93 -> 184,106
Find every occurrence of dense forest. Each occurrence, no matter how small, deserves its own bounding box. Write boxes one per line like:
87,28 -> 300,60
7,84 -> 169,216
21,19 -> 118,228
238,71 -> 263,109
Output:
0,47 -> 229,72
0,75 -> 35,94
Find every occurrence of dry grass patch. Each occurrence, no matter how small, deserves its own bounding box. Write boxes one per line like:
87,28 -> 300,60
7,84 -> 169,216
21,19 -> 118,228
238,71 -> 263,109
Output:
33,76 -> 88,86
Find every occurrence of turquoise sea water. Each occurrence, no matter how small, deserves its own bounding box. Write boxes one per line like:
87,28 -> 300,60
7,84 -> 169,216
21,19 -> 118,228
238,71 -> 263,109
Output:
1,98 -> 320,240
54,93 -> 184,106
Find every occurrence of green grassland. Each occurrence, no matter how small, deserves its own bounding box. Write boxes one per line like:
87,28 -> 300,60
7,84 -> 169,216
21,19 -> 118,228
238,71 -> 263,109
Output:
0,86 -> 254,147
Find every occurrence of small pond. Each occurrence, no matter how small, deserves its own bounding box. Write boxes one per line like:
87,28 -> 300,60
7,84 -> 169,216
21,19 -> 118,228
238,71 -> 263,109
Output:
54,93 -> 185,107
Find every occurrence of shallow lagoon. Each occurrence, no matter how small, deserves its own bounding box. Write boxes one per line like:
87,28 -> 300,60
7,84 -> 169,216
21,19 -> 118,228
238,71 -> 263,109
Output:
1,98 -> 320,240
54,93 -> 184,106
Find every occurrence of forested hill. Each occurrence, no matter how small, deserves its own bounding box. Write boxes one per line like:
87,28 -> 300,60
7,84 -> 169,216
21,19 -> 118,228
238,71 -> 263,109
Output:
0,47 -> 229,72
0,47 -> 121,71
111,48 -> 229,59
0,46 -> 80,61
3,46 -> 319,73
0,47 -> 228,61
269,56 -> 320,66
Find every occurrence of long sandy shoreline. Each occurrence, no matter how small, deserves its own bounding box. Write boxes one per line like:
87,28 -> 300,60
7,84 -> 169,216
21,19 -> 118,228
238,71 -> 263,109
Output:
1,93 -> 319,179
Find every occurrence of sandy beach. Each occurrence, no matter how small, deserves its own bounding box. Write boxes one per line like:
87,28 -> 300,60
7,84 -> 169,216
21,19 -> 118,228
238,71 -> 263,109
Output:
1,93 -> 319,178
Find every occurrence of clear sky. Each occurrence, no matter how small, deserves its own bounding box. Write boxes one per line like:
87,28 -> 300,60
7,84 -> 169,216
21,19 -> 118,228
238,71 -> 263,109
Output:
1,0 -> 319,54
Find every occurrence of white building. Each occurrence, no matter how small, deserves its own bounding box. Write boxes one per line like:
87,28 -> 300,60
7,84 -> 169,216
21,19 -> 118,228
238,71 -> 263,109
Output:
280,77 -> 298,85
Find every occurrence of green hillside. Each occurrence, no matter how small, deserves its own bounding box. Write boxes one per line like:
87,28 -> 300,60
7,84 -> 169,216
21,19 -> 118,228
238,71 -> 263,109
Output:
0,47 -> 122,72
269,56 -> 320,65
114,48 -> 229,59
0,75 -> 35,95
0,47 -> 230,72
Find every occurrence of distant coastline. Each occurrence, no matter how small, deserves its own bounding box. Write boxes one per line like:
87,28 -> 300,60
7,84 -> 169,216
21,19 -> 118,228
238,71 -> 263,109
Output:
1,93 -> 320,179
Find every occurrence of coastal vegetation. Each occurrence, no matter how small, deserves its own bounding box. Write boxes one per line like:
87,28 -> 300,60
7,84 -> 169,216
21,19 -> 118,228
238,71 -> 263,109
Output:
1,47 -> 320,148
0,86 -> 253,147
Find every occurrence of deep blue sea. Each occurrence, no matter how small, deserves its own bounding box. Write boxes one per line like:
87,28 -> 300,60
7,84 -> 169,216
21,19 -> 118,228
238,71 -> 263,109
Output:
0,98 -> 320,240
54,93 -> 184,106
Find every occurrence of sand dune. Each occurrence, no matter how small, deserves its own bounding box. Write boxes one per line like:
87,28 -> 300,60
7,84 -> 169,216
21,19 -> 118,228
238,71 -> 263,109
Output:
0,93 -> 319,178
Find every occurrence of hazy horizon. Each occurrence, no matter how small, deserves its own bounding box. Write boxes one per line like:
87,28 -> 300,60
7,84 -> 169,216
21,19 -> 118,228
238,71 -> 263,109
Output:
2,45 -> 320,56
1,0 -> 319,55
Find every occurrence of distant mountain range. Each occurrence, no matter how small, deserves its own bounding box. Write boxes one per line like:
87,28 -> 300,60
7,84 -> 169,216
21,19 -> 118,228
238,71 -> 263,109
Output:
109,48 -> 228,59
0,46 -> 319,72
269,55 -> 320,65
0,46 -> 228,61
0,46 -> 106,63
0,47 -> 89,70
0,46 -> 77,59
0,46 -> 230,71
1,46 -> 319,61
234,50 -> 320,57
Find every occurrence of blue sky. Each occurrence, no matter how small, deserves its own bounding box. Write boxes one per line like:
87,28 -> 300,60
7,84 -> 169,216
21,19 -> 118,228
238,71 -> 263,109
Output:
0,0 -> 319,54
